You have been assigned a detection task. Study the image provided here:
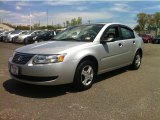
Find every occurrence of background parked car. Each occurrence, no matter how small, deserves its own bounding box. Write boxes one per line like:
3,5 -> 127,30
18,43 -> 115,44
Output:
4,30 -> 26,43
32,30 -> 56,43
0,31 -> 4,41
14,30 -> 43,44
0,31 -> 13,42
152,35 -> 160,44
25,31 -> 45,44
142,34 -> 153,43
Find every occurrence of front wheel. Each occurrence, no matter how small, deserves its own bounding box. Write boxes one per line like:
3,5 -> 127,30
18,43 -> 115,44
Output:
73,61 -> 96,90
24,39 -> 28,45
131,51 -> 141,70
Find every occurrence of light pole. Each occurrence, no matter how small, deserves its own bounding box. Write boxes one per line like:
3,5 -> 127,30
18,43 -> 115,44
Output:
47,9 -> 48,27
29,10 -> 32,31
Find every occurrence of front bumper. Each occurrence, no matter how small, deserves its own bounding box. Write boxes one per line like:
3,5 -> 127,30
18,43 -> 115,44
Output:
15,37 -> 24,43
9,58 -> 79,85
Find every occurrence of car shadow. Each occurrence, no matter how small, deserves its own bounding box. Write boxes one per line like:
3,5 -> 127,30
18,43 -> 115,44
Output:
95,67 -> 129,83
3,67 -> 130,98
3,80 -> 74,98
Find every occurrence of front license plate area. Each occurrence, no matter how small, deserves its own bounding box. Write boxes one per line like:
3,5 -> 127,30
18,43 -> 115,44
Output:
10,64 -> 19,75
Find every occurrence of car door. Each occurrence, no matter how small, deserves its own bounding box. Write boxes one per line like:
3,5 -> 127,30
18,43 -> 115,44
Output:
119,26 -> 136,63
99,25 -> 126,72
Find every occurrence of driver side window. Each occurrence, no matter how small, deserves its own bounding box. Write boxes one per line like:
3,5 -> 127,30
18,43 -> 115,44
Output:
102,26 -> 120,41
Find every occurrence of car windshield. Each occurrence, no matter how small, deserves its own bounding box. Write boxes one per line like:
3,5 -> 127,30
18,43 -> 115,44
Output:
156,35 -> 160,38
11,30 -> 21,34
53,24 -> 104,42
23,31 -> 32,35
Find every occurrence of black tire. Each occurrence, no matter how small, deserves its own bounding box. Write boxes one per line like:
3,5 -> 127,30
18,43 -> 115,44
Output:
4,39 -> 8,43
39,39 -> 43,42
73,60 -> 96,90
131,51 -> 141,70
24,39 -> 28,45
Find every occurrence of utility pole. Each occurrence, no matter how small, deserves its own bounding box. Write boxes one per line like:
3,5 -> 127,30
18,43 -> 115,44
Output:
47,9 -> 48,27
88,20 -> 90,24
29,10 -> 32,31
39,20 -> 40,27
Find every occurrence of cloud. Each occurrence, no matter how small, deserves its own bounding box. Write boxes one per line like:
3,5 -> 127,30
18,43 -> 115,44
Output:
1,10 -> 47,25
16,1 -> 31,7
110,3 -> 132,12
21,12 -> 46,19
76,6 -> 88,11
52,11 -> 113,24
144,5 -> 160,10
16,6 -> 21,10
0,9 -> 11,14
44,1 -> 83,6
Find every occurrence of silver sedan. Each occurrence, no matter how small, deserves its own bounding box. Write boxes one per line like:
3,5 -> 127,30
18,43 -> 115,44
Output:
9,23 -> 143,90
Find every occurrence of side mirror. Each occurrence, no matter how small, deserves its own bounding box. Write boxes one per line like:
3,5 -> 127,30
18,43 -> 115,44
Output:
101,37 -> 115,44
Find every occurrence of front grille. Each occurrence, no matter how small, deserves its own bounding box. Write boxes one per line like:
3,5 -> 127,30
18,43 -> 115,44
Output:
12,52 -> 35,64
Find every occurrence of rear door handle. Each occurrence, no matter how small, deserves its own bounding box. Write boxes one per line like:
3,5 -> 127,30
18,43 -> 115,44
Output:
119,43 -> 123,47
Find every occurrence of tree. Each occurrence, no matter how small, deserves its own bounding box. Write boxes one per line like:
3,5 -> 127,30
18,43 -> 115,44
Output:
65,17 -> 82,27
135,12 -> 160,36
136,13 -> 148,33
154,12 -> 160,36
147,14 -> 155,33
134,25 -> 140,32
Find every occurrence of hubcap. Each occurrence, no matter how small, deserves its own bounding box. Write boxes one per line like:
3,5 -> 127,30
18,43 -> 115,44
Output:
135,54 -> 141,67
81,65 -> 94,86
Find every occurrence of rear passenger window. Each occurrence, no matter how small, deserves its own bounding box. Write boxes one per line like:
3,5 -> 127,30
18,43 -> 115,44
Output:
120,27 -> 135,39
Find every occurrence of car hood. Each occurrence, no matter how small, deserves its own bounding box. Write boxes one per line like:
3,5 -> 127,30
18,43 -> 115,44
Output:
18,34 -> 30,38
16,41 -> 88,54
10,34 -> 19,38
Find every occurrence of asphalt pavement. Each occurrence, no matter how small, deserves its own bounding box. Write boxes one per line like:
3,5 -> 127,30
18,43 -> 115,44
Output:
0,42 -> 160,120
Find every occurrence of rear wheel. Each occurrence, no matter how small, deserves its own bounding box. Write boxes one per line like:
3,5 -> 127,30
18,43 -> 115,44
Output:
131,51 -> 141,70
73,60 -> 96,90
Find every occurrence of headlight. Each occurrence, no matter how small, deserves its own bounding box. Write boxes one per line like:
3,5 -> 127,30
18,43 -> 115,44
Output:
33,54 -> 66,64
33,36 -> 37,40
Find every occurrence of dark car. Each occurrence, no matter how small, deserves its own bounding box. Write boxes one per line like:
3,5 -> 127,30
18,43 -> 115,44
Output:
142,34 -> 153,43
33,31 -> 56,42
152,35 -> 160,44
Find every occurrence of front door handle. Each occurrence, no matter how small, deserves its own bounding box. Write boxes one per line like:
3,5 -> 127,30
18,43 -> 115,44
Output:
119,43 -> 123,47
133,41 -> 136,44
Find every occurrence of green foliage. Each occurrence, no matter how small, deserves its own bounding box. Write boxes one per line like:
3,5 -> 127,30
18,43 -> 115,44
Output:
134,25 -> 140,31
135,12 -> 160,36
136,13 -> 148,31
65,17 -> 82,27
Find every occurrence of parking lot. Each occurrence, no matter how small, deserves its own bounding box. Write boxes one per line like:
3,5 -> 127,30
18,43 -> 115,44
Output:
0,42 -> 160,120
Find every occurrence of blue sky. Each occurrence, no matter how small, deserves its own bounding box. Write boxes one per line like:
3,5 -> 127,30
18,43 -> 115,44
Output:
0,1 -> 160,28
